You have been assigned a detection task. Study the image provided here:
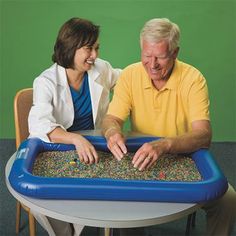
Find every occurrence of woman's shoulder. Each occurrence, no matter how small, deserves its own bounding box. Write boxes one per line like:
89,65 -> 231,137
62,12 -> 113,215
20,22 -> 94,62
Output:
36,63 -> 60,79
94,58 -> 109,66
34,63 -> 66,86
93,58 -> 122,72
93,58 -> 113,72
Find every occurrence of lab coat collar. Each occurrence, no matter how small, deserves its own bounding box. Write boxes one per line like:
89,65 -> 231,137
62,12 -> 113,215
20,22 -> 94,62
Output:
54,64 -> 73,108
88,63 -> 103,126
56,64 -> 68,87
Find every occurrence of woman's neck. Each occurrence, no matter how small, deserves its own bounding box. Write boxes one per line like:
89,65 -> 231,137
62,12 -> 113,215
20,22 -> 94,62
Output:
66,68 -> 85,91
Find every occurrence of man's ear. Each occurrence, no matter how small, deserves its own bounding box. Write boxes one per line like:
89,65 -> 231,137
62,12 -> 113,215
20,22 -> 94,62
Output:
173,47 -> 179,59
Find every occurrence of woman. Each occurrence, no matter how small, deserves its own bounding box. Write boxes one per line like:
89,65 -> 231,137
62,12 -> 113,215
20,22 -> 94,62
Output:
28,17 -> 121,235
29,17 -> 121,164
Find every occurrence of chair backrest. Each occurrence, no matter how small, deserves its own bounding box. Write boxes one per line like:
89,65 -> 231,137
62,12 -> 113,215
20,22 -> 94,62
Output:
14,88 -> 33,148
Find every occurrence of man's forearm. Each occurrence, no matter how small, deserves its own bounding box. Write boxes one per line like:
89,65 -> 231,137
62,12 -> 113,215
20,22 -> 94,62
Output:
101,115 -> 124,139
162,128 -> 212,154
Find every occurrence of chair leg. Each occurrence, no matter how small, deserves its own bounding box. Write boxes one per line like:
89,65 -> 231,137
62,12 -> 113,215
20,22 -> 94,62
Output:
185,214 -> 192,236
96,227 -> 100,236
191,211 -> 196,228
185,212 -> 197,236
104,228 -> 111,236
16,201 -> 21,234
109,228 -> 113,236
28,211 -> 36,236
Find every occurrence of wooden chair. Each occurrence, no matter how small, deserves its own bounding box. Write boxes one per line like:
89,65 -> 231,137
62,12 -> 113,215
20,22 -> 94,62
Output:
14,88 -> 36,236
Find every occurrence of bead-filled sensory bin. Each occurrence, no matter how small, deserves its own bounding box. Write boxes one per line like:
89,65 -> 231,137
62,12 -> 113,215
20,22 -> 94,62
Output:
9,136 -> 228,203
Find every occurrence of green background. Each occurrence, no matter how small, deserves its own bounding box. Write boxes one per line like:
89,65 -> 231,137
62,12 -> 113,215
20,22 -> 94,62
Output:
0,0 -> 235,141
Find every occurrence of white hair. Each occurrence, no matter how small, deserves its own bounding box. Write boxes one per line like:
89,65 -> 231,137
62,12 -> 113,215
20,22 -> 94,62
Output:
140,18 -> 180,53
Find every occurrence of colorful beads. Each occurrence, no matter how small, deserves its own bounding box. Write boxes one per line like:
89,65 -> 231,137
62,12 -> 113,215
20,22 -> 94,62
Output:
159,171 -> 166,180
32,151 -> 201,181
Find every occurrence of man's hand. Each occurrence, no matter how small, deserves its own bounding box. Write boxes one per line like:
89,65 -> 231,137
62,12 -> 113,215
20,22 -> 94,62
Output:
102,114 -> 126,161
132,139 -> 170,171
106,131 -> 127,161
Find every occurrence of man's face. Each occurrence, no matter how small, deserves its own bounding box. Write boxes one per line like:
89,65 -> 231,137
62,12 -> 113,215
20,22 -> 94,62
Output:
141,40 -> 178,81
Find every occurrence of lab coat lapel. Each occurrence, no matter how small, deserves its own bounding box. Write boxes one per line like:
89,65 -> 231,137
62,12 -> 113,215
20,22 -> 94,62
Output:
88,68 -> 103,126
56,65 -> 73,106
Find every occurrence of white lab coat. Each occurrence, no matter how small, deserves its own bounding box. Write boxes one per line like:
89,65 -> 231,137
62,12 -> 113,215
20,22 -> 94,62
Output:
28,58 -> 121,142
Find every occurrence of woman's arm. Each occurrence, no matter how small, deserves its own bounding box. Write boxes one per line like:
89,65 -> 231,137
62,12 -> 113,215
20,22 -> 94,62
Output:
48,127 -> 99,164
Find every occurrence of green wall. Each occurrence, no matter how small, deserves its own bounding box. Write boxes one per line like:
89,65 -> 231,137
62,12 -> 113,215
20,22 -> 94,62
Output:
0,0 -> 235,141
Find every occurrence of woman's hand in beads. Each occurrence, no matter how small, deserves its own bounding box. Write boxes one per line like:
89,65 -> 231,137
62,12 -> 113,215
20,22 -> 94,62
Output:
72,135 -> 99,164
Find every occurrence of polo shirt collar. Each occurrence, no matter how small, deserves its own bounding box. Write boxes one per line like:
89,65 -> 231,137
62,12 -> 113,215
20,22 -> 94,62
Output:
142,59 -> 181,91
163,60 -> 180,91
142,66 -> 153,89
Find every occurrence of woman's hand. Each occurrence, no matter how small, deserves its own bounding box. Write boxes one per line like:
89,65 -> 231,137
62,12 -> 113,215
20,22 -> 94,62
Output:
72,135 -> 99,164
48,127 -> 99,164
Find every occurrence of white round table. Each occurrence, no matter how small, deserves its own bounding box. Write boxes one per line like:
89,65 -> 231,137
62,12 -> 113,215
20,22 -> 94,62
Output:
5,153 -> 200,236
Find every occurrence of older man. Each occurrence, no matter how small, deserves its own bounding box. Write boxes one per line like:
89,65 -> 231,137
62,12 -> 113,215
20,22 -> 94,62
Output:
102,18 -> 236,235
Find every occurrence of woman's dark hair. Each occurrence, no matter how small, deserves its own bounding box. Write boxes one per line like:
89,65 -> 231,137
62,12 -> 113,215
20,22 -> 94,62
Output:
52,17 -> 100,68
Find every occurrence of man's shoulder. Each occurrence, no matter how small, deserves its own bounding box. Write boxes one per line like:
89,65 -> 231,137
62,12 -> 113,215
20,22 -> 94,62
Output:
122,62 -> 146,78
124,62 -> 143,71
176,60 -> 205,84
177,60 -> 204,77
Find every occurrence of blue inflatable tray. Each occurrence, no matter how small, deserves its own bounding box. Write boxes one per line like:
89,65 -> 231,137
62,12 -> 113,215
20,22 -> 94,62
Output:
9,136 -> 228,203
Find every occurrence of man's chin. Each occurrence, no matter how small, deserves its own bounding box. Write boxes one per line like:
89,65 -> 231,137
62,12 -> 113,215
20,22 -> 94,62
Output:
149,74 -> 162,81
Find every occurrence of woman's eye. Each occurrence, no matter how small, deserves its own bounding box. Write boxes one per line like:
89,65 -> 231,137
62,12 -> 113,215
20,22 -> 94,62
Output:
84,45 -> 99,52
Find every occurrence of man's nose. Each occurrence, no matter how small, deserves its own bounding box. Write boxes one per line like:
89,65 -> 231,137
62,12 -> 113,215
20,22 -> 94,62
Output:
150,57 -> 159,68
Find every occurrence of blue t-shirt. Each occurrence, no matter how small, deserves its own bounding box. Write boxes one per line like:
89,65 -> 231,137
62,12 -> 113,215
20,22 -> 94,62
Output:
67,73 -> 94,131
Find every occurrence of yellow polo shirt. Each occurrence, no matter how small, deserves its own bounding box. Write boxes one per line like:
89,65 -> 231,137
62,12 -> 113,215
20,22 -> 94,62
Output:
107,60 -> 210,137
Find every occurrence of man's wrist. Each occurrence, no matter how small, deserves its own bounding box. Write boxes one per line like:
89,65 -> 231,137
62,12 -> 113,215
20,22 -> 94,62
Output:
104,127 -> 121,140
151,138 -> 172,153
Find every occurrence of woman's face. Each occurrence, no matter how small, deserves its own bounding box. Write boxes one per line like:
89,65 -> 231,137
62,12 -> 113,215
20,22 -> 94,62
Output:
73,40 -> 99,73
